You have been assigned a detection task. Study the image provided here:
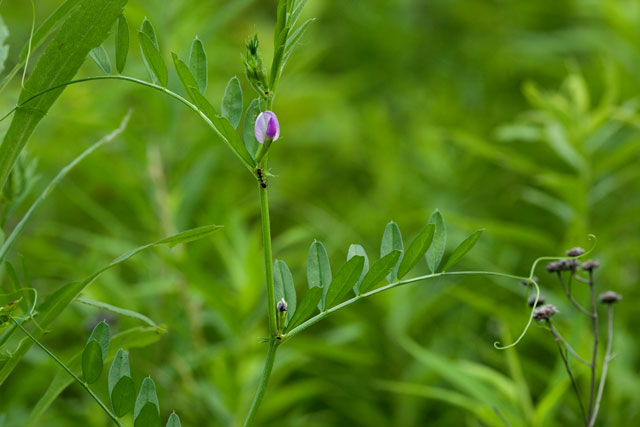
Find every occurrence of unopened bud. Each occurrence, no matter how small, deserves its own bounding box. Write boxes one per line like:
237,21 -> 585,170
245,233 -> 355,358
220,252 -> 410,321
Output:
566,247 -> 585,257
533,304 -> 558,321
255,111 -> 280,143
528,294 -> 546,307
276,298 -> 288,312
598,291 -> 621,304
581,260 -> 600,271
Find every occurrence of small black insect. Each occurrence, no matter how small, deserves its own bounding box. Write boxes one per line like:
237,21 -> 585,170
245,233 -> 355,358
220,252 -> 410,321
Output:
256,168 -> 267,188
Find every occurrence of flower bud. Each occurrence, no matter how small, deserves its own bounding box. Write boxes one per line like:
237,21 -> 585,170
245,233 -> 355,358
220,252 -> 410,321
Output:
566,247 -> 585,257
581,260 -> 600,271
276,298 -> 288,312
598,291 -> 621,304
255,111 -> 280,143
528,294 -> 546,307
533,304 -> 558,321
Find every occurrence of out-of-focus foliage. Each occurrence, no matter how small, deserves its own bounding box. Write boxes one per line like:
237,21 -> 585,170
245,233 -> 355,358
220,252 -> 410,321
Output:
0,0 -> 638,426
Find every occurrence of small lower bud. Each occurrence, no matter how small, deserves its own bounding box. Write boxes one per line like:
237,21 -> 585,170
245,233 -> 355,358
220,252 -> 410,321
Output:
276,298 -> 288,312
528,295 -> 546,307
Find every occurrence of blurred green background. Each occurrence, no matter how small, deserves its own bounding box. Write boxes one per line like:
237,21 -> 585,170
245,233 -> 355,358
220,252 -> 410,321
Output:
1,0 -> 639,425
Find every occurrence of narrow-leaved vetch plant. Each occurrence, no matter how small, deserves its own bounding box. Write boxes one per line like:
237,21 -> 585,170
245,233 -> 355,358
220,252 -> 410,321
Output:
0,1 -> 623,425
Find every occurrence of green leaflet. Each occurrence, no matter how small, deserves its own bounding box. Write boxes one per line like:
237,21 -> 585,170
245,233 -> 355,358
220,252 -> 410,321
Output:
324,255 -> 365,308
27,327 -> 163,426
426,210 -> 447,273
274,260 -> 297,324
221,76 -> 243,129
306,240 -> 332,311
0,0 -> 128,190
380,221 -> 404,283
358,250 -> 402,294
286,286 -> 322,332
81,340 -> 103,384
0,225 -> 220,386
347,244 -> 369,295
111,376 -> 136,417
115,14 -> 129,73
139,31 -> 168,87
166,412 -> 182,427
134,378 -> 160,427
441,229 -> 484,272
397,223 -> 435,279
189,37 -> 207,94
89,45 -> 112,74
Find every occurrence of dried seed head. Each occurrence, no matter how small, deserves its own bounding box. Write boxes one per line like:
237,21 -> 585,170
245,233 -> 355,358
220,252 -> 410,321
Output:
276,298 -> 288,312
521,276 -> 539,287
528,294 -> 546,307
598,291 -> 622,304
581,260 -> 600,271
566,247 -> 585,257
533,304 -> 558,321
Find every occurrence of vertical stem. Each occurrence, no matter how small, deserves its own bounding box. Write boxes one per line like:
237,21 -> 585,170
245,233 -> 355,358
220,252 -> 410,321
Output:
259,163 -> 277,337
242,160 -> 280,426
588,271 -> 598,420
589,304 -> 614,427
11,318 -> 122,427
243,341 -> 279,427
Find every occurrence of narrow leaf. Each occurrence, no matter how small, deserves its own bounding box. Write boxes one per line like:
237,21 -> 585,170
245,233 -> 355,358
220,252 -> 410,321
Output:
221,76 -> 243,129
111,376 -> 136,417
172,52 -> 200,103
306,240 -> 332,311
348,244 -> 369,295
397,223 -> 435,279
274,260 -> 297,324
134,377 -> 160,421
89,45 -> 111,74
81,340 -> 103,384
166,412 -> 181,427
324,256 -> 365,308
115,14 -> 129,73
243,98 -> 261,159
140,18 -> 158,48
380,221 -> 404,282
0,16 -> 10,74
359,250 -> 402,294
76,298 -> 157,327
286,286 -> 322,331
157,224 -> 222,247
139,31 -> 167,87
108,349 -> 131,395
189,37 -> 207,94
442,229 -> 485,272
426,210 -> 447,273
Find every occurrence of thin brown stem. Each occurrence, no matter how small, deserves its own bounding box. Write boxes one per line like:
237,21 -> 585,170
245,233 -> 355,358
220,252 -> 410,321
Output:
587,271 -> 598,420
549,322 -> 588,425
589,304 -> 614,427
556,272 -> 592,317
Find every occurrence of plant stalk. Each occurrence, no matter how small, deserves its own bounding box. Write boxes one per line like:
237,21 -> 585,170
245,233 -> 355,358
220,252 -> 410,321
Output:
243,340 -> 279,427
587,271 -> 598,420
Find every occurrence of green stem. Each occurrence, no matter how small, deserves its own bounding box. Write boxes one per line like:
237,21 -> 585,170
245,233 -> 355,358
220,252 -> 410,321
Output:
259,167 -> 277,338
11,318 -> 122,427
243,341 -> 279,427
